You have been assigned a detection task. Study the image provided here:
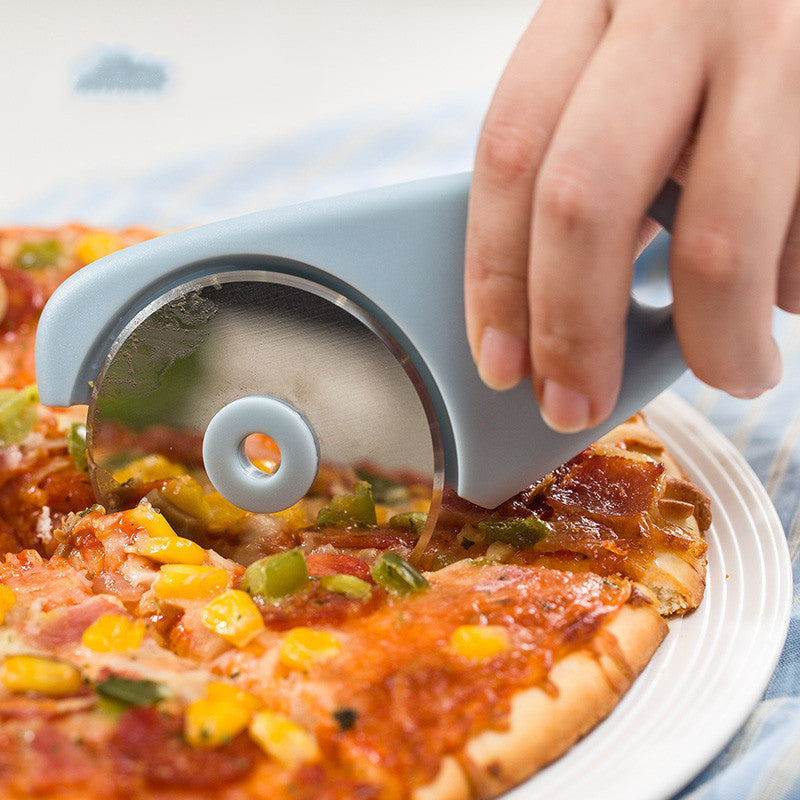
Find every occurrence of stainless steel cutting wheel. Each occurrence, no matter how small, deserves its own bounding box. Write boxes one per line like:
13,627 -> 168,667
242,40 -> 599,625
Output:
87,270 -> 444,527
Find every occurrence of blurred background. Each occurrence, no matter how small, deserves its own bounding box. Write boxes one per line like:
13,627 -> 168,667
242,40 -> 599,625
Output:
1,0 -> 537,226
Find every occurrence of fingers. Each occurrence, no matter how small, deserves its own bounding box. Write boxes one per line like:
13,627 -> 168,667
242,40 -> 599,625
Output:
465,0 -> 608,390
670,18 -> 800,397
527,2 -> 705,430
467,0 -> 800,433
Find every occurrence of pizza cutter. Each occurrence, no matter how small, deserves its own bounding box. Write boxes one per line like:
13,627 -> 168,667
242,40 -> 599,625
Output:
35,173 -> 683,535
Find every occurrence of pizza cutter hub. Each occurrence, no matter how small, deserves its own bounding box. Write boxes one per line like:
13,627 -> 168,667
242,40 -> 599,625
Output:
202,395 -> 320,514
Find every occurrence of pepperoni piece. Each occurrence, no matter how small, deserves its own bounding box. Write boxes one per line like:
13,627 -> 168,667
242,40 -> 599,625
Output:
110,707 -> 257,787
306,553 -> 372,581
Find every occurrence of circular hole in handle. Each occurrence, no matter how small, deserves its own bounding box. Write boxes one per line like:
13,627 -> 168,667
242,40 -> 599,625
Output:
203,396 -> 320,514
243,433 -> 282,475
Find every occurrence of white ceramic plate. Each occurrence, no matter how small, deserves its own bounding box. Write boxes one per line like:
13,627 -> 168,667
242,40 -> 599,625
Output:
505,390 -> 793,800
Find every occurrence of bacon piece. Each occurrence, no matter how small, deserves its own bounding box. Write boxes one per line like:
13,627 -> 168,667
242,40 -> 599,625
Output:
0,551 -> 91,610
548,453 -> 664,519
27,594 -> 124,649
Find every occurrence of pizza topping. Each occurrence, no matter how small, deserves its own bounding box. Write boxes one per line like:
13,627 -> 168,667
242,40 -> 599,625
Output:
449,624 -> 510,660
184,681 -> 263,748
0,584 -> 15,624
305,552 -> 372,580
248,710 -> 320,768
0,384 -> 38,445
201,589 -> 265,647
152,564 -> 231,600
132,534 -> 207,565
66,422 -> 88,471
477,514 -> 549,548
318,573 -> 372,600
388,510 -> 428,534
0,551 -> 92,610
370,551 -> 430,596
81,613 -> 145,654
0,267 -> 45,334
242,547 -> 309,599
14,238 -> 63,270
332,706 -> 358,731
74,231 -> 123,265
317,481 -> 377,528
1,655 -> 83,697
278,627 -> 342,672
110,706 -> 258,787
548,451 -> 664,518
95,675 -> 167,708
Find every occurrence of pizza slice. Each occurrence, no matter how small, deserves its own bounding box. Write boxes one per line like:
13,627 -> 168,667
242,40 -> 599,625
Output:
0,225 -> 712,800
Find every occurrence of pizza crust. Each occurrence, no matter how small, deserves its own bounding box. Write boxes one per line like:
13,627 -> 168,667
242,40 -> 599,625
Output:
413,587 -> 667,800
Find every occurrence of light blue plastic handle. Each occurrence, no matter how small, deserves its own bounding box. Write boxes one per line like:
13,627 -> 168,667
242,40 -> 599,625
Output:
35,173 -> 684,509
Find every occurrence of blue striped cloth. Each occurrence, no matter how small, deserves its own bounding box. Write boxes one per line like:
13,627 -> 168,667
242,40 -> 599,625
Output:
8,100 -> 800,800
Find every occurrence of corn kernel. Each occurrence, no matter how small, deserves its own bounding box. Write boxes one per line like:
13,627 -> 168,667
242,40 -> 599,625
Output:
153,564 -> 230,600
375,506 -> 389,526
126,503 -> 179,538
205,491 -> 247,531
412,498 -> 430,514
75,231 -> 123,264
1,655 -> 82,697
113,454 -> 185,485
205,681 -> 264,712
160,475 -> 210,520
449,625 -> 510,660
133,535 -> 206,565
183,681 -> 264,748
273,502 -> 311,532
0,585 -> 16,625
201,590 -> 264,647
279,627 -> 342,672
184,696 -> 252,748
248,711 -> 320,768
81,613 -> 145,653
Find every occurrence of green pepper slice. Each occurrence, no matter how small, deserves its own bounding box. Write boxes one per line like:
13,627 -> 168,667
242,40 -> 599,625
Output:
66,422 -> 88,471
95,675 -> 167,707
370,552 -> 429,596
241,548 -> 309,599
317,481 -> 377,528
319,573 -> 372,600
354,468 -> 410,504
476,515 -> 548,548
14,239 -> 62,270
0,385 -> 39,445
388,511 -> 427,535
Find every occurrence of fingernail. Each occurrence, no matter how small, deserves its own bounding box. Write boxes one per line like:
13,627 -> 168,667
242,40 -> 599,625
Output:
540,379 -> 591,433
477,327 -> 528,390
730,350 -> 783,399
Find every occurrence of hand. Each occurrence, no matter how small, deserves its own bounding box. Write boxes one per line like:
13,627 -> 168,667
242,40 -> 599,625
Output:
465,0 -> 800,432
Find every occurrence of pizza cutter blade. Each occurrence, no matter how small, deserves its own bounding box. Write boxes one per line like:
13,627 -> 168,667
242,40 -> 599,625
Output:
85,270 -> 444,526
35,173 -> 684,539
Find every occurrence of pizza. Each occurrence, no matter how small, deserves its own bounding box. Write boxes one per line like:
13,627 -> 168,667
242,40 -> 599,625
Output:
0,226 -> 711,800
